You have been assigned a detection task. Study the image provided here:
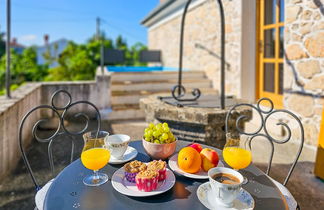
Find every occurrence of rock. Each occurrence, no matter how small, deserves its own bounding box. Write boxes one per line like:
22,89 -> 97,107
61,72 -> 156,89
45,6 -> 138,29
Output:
313,11 -> 321,20
299,22 -> 313,35
307,1 -> 319,9
305,75 -> 324,91
313,22 -> 324,31
301,10 -> 312,20
286,44 -> 308,60
287,94 -> 314,117
292,33 -> 302,42
305,32 -> 324,57
286,5 -> 302,23
297,60 -> 320,79
314,107 -> 323,116
284,64 -> 293,89
303,123 -> 318,145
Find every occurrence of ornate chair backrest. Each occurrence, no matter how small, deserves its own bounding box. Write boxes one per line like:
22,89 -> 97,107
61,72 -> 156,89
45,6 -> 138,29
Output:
225,98 -> 304,186
18,90 -> 101,191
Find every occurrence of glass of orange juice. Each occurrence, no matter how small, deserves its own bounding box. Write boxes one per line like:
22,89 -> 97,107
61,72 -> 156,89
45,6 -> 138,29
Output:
81,131 -> 110,186
223,133 -> 252,184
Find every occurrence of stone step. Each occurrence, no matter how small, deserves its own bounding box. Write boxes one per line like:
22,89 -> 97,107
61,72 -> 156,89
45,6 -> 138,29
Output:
107,108 -> 145,121
111,71 -> 206,82
111,80 -> 212,92
112,78 -> 210,85
111,91 -> 219,106
112,87 -> 217,96
112,104 -> 140,110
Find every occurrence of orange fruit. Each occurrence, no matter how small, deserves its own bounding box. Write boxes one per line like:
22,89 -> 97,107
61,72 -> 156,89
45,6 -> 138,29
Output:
178,147 -> 201,173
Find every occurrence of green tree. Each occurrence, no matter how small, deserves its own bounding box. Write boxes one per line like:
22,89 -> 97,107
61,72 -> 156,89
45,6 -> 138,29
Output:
45,42 -> 96,81
0,47 -> 47,91
129,42 -> 147,66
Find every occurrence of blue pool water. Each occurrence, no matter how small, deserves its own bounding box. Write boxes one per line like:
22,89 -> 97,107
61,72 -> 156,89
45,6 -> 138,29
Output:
107,66 -> 180,72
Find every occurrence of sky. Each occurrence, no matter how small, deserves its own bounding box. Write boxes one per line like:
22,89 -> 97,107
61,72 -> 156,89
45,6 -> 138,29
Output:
0,0 -> 159,47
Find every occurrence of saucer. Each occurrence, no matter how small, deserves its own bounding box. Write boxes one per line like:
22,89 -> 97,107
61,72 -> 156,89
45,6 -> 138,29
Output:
109,146 -> 138,164
197,182 -> 254,210
111,167 -> 175,197
168,153 -> 224,179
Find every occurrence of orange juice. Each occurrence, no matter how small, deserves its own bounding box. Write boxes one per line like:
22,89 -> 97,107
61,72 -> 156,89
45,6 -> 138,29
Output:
223,147 -> 252,170
81,148 -> 110,171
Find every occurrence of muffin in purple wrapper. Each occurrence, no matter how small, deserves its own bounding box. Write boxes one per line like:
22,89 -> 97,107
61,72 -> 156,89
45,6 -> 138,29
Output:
123,160 -> 147,183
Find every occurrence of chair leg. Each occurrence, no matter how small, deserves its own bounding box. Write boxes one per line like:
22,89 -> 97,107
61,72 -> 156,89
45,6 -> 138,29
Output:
296,203 -> 300,210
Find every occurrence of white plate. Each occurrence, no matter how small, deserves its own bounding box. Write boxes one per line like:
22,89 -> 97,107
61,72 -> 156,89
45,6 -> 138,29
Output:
111,166 -> 176,197
168,153 -> 224,179
197,182 -> 254,210
109,146 -> 138,164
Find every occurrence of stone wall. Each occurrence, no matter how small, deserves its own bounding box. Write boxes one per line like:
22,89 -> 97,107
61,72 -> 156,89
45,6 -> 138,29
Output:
148,0 -> 242,96
284,0 -> 324,146
0,69 -> 111,179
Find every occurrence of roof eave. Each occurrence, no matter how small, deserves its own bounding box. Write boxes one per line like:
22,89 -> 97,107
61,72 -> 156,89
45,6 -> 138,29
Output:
141,0 -> 176,26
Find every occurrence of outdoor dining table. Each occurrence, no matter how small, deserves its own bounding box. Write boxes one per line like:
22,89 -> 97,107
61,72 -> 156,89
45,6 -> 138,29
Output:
44,140 -> 288,210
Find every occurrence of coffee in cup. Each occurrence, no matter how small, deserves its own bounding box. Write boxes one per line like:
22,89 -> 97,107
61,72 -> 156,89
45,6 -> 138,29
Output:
208,167 -> 243,207
212,173 -> 241,185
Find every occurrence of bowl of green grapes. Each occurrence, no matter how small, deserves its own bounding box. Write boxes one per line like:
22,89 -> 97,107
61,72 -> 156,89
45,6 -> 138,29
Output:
142,122 -> 177,160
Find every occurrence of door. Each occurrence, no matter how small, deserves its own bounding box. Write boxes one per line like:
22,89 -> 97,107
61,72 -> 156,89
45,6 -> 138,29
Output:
257,0 -> 284,108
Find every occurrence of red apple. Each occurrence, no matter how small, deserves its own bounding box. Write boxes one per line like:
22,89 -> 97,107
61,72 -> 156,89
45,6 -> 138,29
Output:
200,148 -> 219,172
188,143 -> 203,153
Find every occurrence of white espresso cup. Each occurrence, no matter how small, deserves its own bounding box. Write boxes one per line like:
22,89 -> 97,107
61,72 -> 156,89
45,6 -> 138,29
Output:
208,167 -> 244,207
105,134 -> 130,159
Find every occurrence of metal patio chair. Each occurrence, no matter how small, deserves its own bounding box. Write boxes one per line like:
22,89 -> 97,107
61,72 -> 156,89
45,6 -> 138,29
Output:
18,90 -> 101,210
225,97 -> 304,210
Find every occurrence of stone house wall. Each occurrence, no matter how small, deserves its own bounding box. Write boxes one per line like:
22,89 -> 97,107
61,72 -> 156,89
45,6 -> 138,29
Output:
147,0 -> 324,146
284,0 -> 324,145
148,0 -> 242,96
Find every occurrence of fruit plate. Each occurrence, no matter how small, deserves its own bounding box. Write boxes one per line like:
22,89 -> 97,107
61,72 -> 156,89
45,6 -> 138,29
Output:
111,166 -> 176,197
168,153 -> 224,179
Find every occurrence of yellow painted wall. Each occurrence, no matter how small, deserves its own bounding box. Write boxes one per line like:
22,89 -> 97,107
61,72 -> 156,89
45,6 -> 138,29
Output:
314,106 -> 324,180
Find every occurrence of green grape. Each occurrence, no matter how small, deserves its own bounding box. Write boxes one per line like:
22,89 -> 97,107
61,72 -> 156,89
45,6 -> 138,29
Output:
168,132 -> 173,138
144,128 -> 150,133
154,140 -> 160,144
153,131 -> 159,138
149,123 -> 155,129
147,130 -> 153,137
163,127 -> 170,132
161,133 -> 168,140
145,137 -> 150,141
156,124 -> 162,131
165,139 -> 171,143
162,122 -> 168,128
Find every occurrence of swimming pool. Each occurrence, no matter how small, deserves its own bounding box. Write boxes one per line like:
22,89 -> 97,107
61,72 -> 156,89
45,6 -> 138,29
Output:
107,66 -> 181,72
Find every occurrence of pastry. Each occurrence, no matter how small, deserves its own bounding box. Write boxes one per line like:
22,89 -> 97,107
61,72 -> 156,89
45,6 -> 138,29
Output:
124,160 -> 147,183
135,170 -> 159,192
147,160 -> 167,181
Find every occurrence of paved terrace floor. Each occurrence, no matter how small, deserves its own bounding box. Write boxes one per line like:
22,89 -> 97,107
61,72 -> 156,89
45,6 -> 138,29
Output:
0,119 -> 323,210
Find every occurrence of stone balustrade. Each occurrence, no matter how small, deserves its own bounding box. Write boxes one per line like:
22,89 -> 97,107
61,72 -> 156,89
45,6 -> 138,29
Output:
0,68 -> 111,180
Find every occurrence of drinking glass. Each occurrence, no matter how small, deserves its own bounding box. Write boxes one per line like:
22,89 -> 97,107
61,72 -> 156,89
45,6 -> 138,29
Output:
222,133 -> 252,184
81,131 -> 110,186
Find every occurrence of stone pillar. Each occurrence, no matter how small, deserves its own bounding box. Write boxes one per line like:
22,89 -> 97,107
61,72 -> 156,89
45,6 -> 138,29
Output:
94,67 -> 112,119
